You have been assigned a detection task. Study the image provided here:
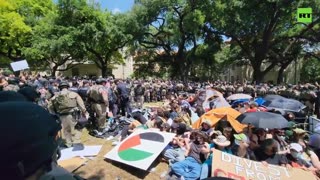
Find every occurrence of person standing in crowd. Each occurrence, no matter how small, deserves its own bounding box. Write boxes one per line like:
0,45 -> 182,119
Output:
134,82 -> 145,109
107,79 -> 118,117
69,80 -> 79,93
48,81 -> 87,147
48,78 -> 60,96
88,78 -> 109,132
0,101 -> 83,179
116,79 -> 132,116
78,80 -> 90,101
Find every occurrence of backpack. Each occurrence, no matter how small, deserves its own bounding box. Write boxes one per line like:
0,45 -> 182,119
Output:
89,85 -> 103,102
53,92 -> 77,113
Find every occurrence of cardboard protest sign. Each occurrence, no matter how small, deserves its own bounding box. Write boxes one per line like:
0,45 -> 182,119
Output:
58,157 -> 87,172
10,60 -> 29,71
59,145 -> 103,161
104,130 -> 175,170
212,149 -> 316,180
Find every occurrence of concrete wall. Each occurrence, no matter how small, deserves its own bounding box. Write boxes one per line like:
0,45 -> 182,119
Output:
60,64 -> 101,77
112,55 -> 134,79
59,55 -> 134,78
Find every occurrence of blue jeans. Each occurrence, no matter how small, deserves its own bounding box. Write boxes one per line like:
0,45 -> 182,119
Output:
171,157 -> 201,180
164,148 -> 185,165
200,163 -> 211,180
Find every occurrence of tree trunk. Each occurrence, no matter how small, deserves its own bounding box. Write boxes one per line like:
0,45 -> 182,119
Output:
101,65 -> 107,78
277,62 -> 291,84
277,67 -> 285,84
51,65 -> 58,77
252,68 -> 264,84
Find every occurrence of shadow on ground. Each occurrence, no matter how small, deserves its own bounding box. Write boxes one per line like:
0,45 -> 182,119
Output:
104,157 -> 163,179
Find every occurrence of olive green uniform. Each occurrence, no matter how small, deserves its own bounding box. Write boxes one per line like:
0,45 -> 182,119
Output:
49,89 -> 86,147
88,85 -> 108,130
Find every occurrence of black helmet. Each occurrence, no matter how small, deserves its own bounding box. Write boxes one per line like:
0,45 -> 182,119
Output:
0,102 -> 61,179
96,78 -> 107,84
58,81 -> 69,89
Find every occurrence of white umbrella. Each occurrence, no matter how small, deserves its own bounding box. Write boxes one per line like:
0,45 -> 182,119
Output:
227,93 -> 252,101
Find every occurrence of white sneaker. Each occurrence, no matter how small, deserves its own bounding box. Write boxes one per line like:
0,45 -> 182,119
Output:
112,141 -> 119,146
106,136 -> 114,141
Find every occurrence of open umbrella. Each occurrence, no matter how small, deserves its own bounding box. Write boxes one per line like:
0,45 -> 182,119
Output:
264,95 -> 285,101
237,112 -> 288,129
202,89 -> 230,110
263,95 -> 306,112
192,107 -> 246,133
227,93 -> 252,101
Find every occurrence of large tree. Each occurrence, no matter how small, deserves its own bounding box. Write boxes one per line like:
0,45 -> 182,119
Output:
24,10 -> 85,76
131,0 -> 222,81
53,0 -> 133,77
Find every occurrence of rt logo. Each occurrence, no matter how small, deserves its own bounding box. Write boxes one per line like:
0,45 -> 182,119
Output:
297,8 -> 312,23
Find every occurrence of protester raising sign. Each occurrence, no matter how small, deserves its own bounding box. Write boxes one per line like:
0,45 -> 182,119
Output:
211,149 -> 316,180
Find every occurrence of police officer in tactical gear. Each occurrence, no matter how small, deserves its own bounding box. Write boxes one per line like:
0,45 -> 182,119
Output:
88,78 -> 109,132
48,81 -> 87,147
134,82 -> 145,109
116,79 -> 132,116
0,101 -> 83,179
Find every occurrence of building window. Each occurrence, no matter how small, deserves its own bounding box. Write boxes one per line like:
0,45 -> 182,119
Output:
72,68 -> 79,76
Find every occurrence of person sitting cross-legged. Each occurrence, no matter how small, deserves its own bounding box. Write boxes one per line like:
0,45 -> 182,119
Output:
168,131 -> 210,180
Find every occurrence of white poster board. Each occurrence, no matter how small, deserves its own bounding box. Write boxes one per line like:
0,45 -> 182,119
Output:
10,60 -> 29,71
104,130 -> 175,170
58,145 -> 103,161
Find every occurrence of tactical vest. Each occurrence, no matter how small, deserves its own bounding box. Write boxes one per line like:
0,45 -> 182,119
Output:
53,91 -> 78,113
88,85 -> 104,103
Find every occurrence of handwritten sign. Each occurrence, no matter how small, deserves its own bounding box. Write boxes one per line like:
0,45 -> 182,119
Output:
10,60 -> 29,71
212,149 -> 316,180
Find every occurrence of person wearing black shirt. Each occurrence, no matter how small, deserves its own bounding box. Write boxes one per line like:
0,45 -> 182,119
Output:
254,139 -> 288,166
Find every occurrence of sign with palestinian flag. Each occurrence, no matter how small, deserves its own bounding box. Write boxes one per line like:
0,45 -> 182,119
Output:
105,130 -> 175,170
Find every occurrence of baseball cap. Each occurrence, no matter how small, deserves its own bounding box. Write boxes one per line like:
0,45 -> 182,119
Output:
234,133 -> 249,145
290,143 -> 303,152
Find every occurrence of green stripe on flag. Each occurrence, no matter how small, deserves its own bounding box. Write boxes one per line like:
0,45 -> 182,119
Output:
118,148 -> 153,161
